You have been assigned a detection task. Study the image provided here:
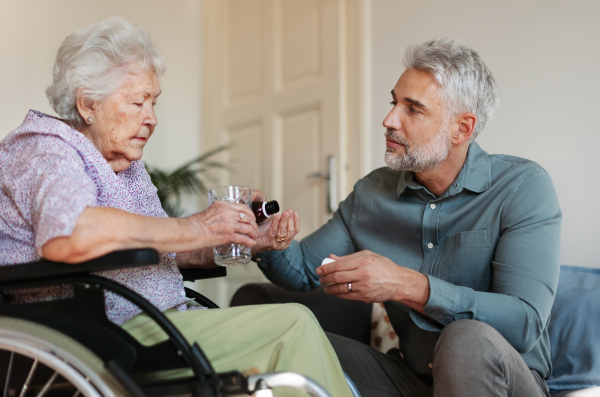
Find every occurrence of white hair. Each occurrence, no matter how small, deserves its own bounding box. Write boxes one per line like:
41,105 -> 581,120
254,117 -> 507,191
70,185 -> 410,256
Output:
45,17 -> 166,128
404,38 -> 500,140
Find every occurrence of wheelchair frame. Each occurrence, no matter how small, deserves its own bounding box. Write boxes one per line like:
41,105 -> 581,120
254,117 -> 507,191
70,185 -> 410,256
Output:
0,249 -> 332,397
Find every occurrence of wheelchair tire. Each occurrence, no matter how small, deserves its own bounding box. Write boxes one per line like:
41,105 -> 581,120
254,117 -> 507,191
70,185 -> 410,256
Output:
0,317 -> 129,397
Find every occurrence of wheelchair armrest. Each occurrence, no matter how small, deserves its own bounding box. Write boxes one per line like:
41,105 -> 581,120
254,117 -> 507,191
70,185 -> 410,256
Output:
179,266 -> 226,281
0,248 -> 159,286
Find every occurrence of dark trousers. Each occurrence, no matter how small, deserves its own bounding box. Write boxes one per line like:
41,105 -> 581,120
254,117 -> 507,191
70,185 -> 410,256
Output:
327,320 -> 550,397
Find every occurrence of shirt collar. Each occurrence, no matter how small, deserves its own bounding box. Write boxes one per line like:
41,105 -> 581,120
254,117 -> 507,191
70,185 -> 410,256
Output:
395,141 -> 491,198
395,171 -> 419,197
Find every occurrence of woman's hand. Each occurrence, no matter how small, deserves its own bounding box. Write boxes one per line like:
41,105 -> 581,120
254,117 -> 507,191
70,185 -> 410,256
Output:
251,209 -> 301,254
42,204 -> 258,264
186,201 -> 258,249
251,189 -> 266,202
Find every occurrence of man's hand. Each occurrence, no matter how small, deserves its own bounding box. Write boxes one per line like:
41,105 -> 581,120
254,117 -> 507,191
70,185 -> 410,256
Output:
251,209 -> 301,254
316,250 -> 431,315
248,189 -> 301,255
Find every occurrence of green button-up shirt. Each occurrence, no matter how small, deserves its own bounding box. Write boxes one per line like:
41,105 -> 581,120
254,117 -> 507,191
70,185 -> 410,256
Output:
255,142 -> 562,378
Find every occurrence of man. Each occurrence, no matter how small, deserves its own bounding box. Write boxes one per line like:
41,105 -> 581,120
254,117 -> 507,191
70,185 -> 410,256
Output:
253,38 -> 561,397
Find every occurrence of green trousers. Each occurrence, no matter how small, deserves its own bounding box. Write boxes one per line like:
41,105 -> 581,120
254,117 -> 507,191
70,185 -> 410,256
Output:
122,303 -> 353,397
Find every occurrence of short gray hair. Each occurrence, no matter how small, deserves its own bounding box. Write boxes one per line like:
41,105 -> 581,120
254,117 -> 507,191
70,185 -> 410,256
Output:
45,17 -> 166,128
404,38 -> 500,140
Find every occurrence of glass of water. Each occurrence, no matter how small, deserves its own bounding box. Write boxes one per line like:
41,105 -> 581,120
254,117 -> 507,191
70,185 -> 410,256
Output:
208,185 -> 252,266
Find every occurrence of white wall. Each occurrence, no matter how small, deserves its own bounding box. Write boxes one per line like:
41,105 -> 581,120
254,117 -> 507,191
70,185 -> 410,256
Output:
369,0 -> 600,268
0,0 -> 202,173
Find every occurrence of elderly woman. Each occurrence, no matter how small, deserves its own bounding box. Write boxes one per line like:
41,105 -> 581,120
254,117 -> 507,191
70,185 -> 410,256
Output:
0,17 -> 352,397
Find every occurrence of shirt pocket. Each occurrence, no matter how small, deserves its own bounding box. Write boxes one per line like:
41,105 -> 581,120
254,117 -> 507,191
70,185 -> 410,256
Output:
437,230 -> 493,291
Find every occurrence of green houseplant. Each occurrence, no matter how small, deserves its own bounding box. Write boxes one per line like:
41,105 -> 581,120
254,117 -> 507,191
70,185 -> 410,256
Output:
146,145 -> 230,217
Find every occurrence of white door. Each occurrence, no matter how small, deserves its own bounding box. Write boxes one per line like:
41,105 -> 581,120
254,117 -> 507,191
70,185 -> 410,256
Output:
198,0 -> 369,307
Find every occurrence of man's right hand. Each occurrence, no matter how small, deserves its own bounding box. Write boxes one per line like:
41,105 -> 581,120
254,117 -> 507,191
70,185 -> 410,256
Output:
251,209 -> 301,255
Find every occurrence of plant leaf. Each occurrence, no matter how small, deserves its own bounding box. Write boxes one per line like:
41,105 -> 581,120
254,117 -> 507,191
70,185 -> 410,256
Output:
145,145 -> 231,217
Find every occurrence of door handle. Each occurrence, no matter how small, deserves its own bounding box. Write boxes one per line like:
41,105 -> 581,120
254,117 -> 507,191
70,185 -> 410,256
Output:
306,155 -> 337,213
306,172 -> 330,180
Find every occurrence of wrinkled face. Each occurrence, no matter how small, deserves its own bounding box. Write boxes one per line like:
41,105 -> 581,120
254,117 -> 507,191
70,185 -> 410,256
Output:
382,69 -> 451,172
89,68 -> 160,172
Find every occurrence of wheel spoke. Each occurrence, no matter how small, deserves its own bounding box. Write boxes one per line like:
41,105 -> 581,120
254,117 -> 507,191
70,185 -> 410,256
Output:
19,358 -> 38,397
0,323 -> 114,397
3,351 -> 14,397
35,371 -> 58,397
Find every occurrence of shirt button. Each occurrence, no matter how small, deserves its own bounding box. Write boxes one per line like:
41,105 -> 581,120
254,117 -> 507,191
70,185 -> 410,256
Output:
255,258 -> 262,263
428,363 -> 433,369
427,243 -> 433,249
430,203 -> 436,209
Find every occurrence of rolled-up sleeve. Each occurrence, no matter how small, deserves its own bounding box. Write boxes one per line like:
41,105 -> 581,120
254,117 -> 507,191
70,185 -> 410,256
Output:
418,169 -> 562,352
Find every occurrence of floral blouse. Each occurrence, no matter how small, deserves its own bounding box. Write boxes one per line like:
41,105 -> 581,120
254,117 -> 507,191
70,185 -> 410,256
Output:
0,110 -> 194,325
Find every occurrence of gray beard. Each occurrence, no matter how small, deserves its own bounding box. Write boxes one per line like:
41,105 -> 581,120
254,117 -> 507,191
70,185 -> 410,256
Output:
384,126 -> 451,172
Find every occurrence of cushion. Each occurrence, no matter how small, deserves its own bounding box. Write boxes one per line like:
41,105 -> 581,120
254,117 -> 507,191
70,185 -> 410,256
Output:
550,386 -> 600,396
547,266 -> 600,392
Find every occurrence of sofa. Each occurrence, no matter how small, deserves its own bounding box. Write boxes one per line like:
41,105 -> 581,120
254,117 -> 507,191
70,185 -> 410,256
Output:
230,265 -> 600,396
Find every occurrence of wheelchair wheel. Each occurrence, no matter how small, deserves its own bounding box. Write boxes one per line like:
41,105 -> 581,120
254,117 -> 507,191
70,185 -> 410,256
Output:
0,317 -> 128,397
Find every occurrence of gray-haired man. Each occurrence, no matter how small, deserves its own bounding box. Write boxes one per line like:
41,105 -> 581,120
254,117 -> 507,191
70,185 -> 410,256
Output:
254,38 -> 560,397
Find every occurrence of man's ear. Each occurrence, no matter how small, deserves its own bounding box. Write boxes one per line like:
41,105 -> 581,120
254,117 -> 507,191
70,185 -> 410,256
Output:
452,113 -> 477,144
75,89 -> 97,124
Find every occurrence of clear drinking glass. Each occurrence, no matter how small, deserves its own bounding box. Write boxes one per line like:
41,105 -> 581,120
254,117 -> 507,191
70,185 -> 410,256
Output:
208,185 -> 252,266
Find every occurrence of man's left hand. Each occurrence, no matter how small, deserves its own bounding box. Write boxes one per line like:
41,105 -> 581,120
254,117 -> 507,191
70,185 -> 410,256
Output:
316,250 -> 431,313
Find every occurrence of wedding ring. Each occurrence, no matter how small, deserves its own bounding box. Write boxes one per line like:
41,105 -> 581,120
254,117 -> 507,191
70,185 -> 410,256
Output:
240,212 -> 245,219
276,235 -> 286,243
347,282 -> 353,293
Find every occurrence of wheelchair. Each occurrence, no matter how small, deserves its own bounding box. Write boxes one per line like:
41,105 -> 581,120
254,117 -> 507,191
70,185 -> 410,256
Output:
0,249 -> 333,397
